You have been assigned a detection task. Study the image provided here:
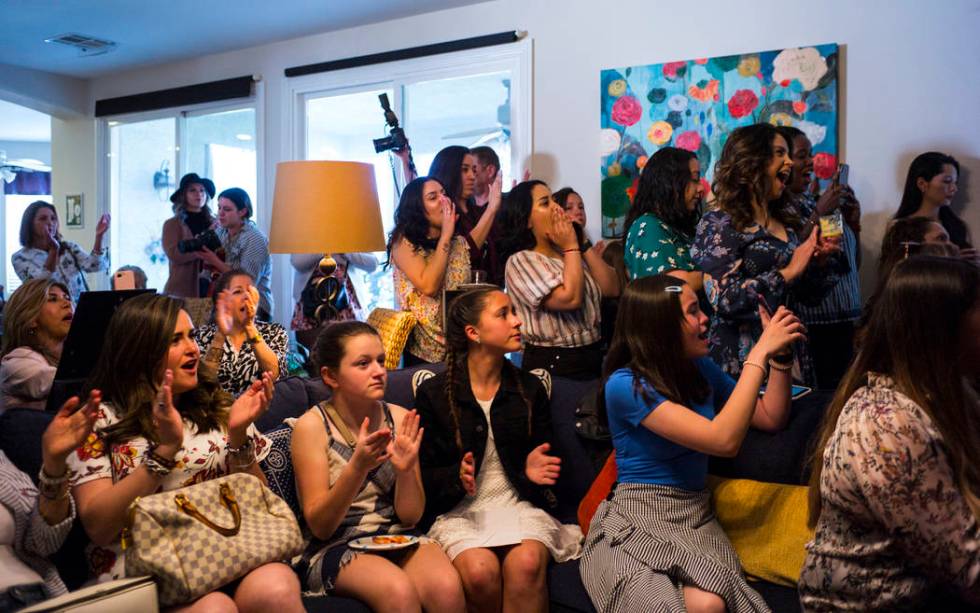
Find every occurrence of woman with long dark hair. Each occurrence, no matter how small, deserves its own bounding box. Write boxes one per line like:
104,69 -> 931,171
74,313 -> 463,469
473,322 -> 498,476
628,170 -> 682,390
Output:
692,123 -> 840,383
291,322 -> 465,611
66,293 -> 304,611
800,256 -> 980,610
623,147 -> 705,289
429,146 -> 503,284
580,274 -> 801,612
499,181 -> 620,380
388,177 -> 471,364
11,201 -> 109,302
416,286 -> 581,613
893,151 -> 972,250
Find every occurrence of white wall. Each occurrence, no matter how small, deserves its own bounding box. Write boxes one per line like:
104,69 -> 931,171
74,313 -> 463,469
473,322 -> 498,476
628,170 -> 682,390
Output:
55,0 -> 979,309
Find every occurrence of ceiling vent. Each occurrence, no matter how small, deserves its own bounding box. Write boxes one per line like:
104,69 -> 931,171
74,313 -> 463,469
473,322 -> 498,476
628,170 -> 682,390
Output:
44,33 -> 117,56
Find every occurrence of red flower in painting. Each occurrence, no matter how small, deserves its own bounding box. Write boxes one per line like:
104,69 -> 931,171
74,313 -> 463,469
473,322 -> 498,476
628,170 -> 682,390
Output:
793,101 -> 808,115
675,130 -> 701,152
813,152 -> 838,180
663,61 -> 686,79
611,95 -> 642,126
727,89 -> 759,119
626,177 -> 641,204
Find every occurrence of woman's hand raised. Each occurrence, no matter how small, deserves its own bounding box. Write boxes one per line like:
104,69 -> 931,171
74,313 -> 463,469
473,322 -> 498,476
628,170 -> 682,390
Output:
227,372 -> 274,444
387,410 -> 423,474
756,305 -> 806,360
153,370 -> 185,457
42,390 -> 102,476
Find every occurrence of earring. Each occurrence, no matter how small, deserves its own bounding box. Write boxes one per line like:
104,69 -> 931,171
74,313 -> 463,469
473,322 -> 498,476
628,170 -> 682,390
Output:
476,337 -> 481,344
28,328 -> 37,336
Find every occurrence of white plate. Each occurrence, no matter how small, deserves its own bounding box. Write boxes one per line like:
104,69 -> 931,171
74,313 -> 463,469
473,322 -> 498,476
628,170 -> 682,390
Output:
347,535 -> 420,551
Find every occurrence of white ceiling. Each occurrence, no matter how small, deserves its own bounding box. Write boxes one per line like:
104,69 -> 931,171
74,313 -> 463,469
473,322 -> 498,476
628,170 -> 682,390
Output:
0,99 -> 51,142
0,0 -> 487,79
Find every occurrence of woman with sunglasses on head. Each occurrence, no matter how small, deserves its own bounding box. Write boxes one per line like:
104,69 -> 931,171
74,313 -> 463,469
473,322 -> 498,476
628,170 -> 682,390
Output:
0,280 -> 73,413
580,274 -> 802,613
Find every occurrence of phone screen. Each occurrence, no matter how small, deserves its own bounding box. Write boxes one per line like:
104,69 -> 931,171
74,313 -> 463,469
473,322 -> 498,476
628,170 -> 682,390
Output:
837,163 -> 850,187
113,271 -> 136,291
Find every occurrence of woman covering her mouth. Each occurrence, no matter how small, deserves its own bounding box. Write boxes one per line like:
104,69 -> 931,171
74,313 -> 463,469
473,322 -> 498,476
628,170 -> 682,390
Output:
691,123 -> 844,385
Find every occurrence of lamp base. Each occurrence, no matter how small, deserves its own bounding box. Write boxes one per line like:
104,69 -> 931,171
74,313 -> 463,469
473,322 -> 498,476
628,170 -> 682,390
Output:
318,254 -> 337,277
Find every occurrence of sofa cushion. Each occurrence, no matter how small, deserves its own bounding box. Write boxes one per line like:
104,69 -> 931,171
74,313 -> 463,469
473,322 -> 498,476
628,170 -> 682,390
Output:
260,423 -> 303,521
0,408 -> 53,480
260,376 -> 330,431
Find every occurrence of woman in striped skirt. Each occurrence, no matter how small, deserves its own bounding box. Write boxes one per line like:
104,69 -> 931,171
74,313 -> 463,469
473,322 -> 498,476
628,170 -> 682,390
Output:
580,274 -> 802,612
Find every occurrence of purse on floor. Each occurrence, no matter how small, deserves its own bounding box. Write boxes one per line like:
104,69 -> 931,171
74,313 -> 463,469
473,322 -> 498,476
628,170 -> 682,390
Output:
121,472 -> 303,606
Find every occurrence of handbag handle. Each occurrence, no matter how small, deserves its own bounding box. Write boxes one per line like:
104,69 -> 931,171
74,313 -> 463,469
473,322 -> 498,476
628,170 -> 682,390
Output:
174,482 -> 241,537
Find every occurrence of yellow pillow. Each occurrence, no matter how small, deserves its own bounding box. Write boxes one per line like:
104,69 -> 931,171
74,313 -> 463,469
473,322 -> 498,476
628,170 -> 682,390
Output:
707,476 -> 814,587
367,308 -> 417,370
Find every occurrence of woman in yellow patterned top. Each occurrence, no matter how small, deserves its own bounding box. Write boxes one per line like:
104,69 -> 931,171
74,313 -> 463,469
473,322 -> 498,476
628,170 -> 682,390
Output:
389,177 -> 471,364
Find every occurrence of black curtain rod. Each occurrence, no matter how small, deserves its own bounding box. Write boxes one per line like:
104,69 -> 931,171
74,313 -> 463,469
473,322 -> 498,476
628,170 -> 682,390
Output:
285,30 -> 521,78
95,75 -> 255,117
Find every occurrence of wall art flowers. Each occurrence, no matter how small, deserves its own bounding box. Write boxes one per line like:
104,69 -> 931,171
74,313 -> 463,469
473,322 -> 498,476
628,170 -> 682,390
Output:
600,43 -> 839,237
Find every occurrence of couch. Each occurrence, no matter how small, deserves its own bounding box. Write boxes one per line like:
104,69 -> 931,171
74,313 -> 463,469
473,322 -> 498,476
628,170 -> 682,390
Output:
0,366 -> 826,612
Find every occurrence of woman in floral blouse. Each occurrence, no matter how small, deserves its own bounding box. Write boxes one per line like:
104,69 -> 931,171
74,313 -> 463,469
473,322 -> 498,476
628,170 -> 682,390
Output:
12,201 -> 110,302
800,256 -> 980,610
624,147 -> 705,289
692,123 -> 842,383
67,293 -> 304,612
389,177 -> 471,365
193,269 -> 288,398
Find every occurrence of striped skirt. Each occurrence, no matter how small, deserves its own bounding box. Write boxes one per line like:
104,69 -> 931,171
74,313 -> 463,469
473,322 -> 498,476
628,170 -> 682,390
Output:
580,483 -> 771,613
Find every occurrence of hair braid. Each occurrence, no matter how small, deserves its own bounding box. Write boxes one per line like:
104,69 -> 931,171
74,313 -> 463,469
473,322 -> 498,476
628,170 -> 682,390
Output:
443,345 -> 464,452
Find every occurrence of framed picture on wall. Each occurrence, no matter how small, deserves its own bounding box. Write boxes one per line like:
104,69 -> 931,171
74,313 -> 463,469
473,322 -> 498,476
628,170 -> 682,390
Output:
66,194 -> 84,228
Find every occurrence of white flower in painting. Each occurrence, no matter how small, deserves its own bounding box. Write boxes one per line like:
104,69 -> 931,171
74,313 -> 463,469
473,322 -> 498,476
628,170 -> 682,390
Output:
772,47 -> 828,91
600,128 -> 622,157
668,94 -> 688,112
796,119 -> 827,147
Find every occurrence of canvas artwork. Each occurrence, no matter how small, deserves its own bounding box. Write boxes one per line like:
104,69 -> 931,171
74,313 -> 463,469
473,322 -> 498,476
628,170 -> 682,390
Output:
600,43 -> 839,237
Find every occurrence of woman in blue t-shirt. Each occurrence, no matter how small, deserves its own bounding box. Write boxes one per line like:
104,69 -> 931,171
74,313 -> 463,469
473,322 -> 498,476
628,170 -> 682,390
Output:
580,274 -> 803,613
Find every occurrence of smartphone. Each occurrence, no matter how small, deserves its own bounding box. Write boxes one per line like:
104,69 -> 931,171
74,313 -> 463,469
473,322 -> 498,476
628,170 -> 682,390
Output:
836,163 -> 850,188
758,385 -> 813,400
113,270 -> 136,291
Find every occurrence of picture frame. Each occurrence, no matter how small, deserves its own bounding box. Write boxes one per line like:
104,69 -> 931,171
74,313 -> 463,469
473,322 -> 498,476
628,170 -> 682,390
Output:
65,194 -> 84,228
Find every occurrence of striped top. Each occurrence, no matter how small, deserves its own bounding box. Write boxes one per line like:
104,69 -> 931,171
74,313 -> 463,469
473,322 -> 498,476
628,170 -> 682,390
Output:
504,250 -> 601,348
793,194 -> 862,324
217,221 -> 274,316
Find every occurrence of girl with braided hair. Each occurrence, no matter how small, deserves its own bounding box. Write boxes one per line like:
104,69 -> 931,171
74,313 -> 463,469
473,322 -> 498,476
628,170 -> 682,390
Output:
415,286 -> 582,613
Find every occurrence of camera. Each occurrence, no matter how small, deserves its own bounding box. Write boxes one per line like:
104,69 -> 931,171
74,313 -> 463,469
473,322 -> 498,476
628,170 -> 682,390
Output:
372,93 -> 409,153
177,229 -> 222,254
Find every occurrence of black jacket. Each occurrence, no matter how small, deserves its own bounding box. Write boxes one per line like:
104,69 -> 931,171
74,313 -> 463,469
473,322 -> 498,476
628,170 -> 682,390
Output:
415,362 -> 559,530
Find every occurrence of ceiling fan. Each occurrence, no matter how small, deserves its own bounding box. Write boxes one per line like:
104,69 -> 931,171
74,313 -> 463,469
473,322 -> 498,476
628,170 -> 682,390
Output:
441,78 -> 512,147
0,150 -> 51,184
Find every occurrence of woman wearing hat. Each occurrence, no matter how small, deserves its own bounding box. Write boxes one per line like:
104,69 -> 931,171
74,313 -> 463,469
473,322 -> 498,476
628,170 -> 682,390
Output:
162,173 -> 217,297
198,187 -> 274,320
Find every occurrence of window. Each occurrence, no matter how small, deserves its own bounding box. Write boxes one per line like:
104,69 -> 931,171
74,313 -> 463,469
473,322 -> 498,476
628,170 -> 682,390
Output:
104,105 -> 257,293
291,42 -> 530,315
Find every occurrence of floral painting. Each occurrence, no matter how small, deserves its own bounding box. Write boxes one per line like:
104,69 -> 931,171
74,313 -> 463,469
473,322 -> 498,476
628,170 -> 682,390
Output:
600,43 -> 839,237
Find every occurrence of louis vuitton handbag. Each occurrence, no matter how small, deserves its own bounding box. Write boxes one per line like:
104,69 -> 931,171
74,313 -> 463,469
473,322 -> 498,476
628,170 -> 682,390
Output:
121,472 -> 303,606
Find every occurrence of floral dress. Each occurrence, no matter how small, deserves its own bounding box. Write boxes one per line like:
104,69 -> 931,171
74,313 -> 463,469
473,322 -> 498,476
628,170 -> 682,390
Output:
11,242 -> 108,302
798,375 -> 980,610
691,209 -> 841,384
624,213 -> 696,280
193,321 -> 289,398
66,402 -> 271,582
393,236 -> 471,363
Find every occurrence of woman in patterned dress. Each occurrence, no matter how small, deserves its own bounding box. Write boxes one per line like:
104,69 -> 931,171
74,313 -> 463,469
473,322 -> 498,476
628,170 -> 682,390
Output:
800,256 -> 980,610
290,321 -> 465,611
193,269 -> 288,398
416,286 -> 582,613
691,123 -> 842,383
66,293 -> 304,612
580,274 -> 802,613
388,177 -> 471,364
624,147 -> 706,289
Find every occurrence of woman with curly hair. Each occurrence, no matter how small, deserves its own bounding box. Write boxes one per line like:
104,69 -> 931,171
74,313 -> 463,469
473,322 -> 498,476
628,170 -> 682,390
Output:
388,177 -> 471,364
623,147 -> 706,289
691,123 -> 841,383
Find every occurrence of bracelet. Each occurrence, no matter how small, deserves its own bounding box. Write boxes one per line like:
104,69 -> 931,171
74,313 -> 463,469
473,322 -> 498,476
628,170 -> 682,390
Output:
743,359 -> 768,376
227,439 -> 257,469
143,454 -> 173,477
38,466 -> 70,500
246,334 -> 262,345
768,359 -> 793,372
562,248 -> 581,254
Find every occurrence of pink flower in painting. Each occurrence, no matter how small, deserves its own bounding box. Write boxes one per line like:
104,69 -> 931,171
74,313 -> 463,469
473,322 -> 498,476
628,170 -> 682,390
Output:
675,130 -> 701,152
611,95 -> 642,126
694,58 -> 708,64
727,89 -> 759,119
793,101 -> 808,115
813,152 -> 837,180
663,61 -> 687,79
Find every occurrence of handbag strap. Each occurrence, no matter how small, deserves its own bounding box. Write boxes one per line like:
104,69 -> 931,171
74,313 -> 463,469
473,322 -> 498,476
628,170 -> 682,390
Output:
316,401 -> 396,448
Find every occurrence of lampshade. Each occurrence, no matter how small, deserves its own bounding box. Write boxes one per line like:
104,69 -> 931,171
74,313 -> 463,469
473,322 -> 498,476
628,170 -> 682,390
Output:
268,161 -> 387,254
